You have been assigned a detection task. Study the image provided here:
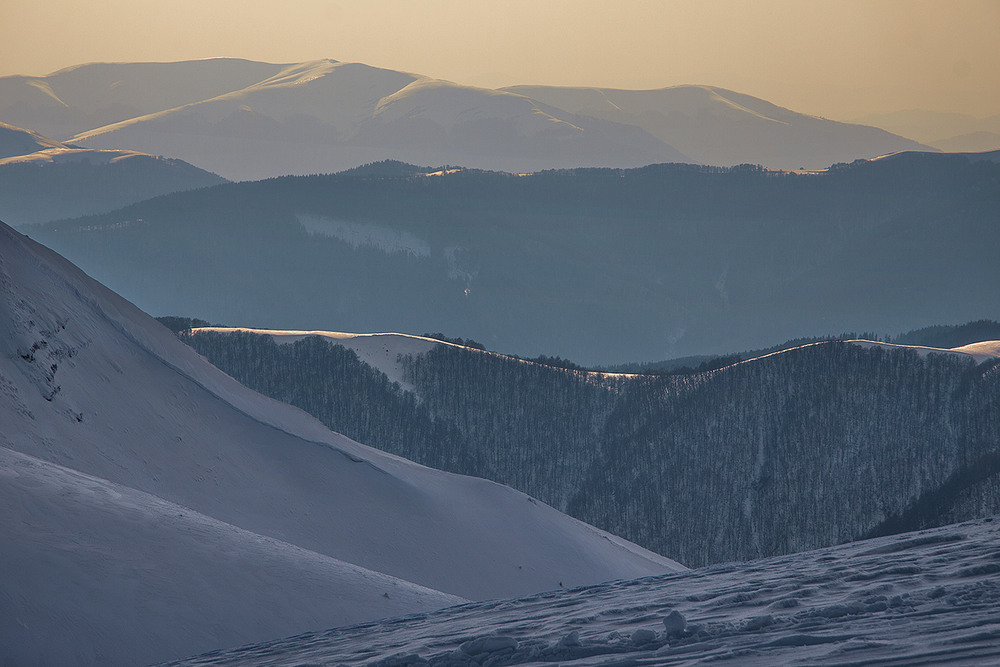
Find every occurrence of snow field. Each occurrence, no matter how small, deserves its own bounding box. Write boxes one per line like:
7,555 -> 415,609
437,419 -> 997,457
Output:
163,516 -> 1000,666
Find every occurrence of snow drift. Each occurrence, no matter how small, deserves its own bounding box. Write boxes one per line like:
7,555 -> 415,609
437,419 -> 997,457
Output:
0,220 -> 682,665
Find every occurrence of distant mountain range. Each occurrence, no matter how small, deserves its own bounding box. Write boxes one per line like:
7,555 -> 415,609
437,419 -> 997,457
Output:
0,220 -> 678,665
0,58 -> 931,179
503,84 -> 930,170
855,109 -> 1000,153
0,121 -> 226,225
23,152 -> 1000,364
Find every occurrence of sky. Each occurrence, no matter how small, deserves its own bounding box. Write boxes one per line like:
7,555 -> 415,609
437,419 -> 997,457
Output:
1,0 -> 998,120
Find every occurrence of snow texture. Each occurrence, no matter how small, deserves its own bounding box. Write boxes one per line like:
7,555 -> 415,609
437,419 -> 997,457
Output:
163,515 -> 1000,666
0,446 -> 463,667
0,221 -> 681,665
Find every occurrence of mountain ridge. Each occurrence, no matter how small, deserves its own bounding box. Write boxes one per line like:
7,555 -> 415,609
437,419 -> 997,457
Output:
502,83 -> 932,168
1,58 -> 930,178
25,154 -> 1000,364
183,326 -> 1000,567
0,120 -> 227,225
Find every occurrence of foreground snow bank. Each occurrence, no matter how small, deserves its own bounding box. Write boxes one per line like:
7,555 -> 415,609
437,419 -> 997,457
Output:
163,515 -> 1000,666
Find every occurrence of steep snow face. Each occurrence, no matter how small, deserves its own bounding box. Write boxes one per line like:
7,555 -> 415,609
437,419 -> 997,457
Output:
0,221 -> 681,611
162,515 -> 1000,666
0,446 -> 464,667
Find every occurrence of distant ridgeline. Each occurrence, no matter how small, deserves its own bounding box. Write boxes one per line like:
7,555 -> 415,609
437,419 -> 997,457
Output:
603,320 -> 1000,374
182,326 -> 1000,567
30,153 -> 1000,365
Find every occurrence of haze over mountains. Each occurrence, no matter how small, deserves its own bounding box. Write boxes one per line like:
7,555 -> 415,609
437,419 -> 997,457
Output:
502,84 -> 929,170
0,58 -> 931,180
856,109 -> 1000,154
3,52 -> 1000,667
162,515 -> 1000,667
0,121 -> 226,226
25,152 -> 1000,364
0,221 -> 679,665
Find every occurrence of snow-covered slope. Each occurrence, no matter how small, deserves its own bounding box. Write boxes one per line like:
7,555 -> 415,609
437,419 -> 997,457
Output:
503,84 -> 932,170
195,327 -> 443,391
0,446 -> 463,666
0,59 -> 286,140
0,121 -> 65,158
847,338 -> 1000,364
68,60 -> 687,180
0,219 -> 681,663
2,58 -> 937,178
163,515 -> 1000,666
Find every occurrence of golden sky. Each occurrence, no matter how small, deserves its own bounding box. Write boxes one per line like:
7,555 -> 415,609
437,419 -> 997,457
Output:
2,0 -> 997,119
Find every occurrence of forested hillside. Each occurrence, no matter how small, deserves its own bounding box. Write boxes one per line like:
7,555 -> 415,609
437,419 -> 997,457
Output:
29,153 -> 1000,364
184,329 -> 1000,567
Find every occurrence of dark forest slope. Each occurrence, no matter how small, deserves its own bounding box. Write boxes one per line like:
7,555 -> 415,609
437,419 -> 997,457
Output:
185,329 -> 1000,567
29,154 -> 1000,364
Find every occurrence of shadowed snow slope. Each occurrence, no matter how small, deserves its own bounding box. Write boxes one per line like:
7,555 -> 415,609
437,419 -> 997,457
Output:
162,515 -> 1000,666
0,447 -> 464,667
0,220 -> 681,664
0,59 -> 287,140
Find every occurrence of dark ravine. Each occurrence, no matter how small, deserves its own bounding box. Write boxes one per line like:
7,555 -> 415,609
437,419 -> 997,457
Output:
184,329 -> 1000,567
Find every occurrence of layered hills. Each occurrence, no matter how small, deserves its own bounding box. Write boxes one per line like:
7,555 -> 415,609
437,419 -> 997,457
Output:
0,220 -> 680,665
0,121 -> 226,225
184,326 -> 1000,568
856,109 -> 1000,153
0,59 -> 286,140
24,153 -> 1000,364
0,58 -> 930,179
502,84 -> 928,169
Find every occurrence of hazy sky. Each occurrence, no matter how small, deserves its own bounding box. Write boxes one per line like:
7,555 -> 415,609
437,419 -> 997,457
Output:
2,0 -> 997,119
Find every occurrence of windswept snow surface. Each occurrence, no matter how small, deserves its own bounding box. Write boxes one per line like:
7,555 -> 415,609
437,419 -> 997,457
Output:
163,516 -> 1000,666
0,446 -> 464,667
0,220 -> 680,664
